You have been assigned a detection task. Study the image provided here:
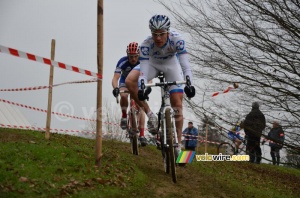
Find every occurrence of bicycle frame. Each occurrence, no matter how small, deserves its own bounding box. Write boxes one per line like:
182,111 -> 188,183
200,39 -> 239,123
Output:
143,75 -> 186,149
141,72 -> 188,183
217,132 -> 247,155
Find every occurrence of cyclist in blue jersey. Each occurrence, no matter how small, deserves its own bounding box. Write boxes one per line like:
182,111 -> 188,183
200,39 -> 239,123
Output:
228,121 -> 244,154
112,42 -> 147,146
126,15 -> 196,157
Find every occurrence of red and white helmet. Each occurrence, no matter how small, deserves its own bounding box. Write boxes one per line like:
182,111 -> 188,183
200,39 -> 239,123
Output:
126,42 -> 140,54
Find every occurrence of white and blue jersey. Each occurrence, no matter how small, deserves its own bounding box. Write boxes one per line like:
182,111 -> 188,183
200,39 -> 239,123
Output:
139,30 -> 193,94
114,56 -> 140,88
228,125 -> 244,141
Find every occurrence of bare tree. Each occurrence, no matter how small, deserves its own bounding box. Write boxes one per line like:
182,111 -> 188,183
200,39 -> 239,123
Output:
158,0 -> 299,161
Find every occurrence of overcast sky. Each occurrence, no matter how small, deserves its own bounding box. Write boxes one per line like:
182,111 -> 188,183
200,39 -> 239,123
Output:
0,0 -> 200,132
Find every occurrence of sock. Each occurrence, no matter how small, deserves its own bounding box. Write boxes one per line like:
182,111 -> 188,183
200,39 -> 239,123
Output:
122,110 -> 127,118
140,128 -> 145,137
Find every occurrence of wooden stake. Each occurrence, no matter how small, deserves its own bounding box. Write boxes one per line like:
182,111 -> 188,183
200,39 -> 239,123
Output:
95,0 -> 103,167
45,39 -> 55,140
205,123 -> 208,153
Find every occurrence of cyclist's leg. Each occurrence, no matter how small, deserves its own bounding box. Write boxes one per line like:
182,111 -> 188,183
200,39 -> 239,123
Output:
138,107 -> 145,136
227,133 -> 238,152
125,68 -> 146,111
135,64 -> 158,133
125,65 -> 157,114
164,61 -> 184,143
119,77 -> 129,129
235,138 -> 242,147
170,92 -> 183,143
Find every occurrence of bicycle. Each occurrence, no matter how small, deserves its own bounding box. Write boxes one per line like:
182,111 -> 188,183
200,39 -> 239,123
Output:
116,90 -> 141,155
217,132 -> 247,155
140,72 -> 192,183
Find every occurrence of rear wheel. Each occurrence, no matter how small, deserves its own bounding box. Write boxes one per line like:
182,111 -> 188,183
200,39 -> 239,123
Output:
130,111 -> 139,155
166,109 -> 177,183
217,142 -> 235,155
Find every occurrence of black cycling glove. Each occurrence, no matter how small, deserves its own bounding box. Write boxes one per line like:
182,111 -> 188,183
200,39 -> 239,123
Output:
138,87 -> 152,101
184,86 -> 196,98
112,87 -> 120,97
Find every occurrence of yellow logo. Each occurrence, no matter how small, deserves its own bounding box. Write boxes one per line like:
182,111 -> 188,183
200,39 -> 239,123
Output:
196,153 -> 249,161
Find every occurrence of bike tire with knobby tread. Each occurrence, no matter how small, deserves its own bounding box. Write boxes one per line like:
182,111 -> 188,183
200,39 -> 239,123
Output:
160,122 -> 170,174
166,109 -> 177,183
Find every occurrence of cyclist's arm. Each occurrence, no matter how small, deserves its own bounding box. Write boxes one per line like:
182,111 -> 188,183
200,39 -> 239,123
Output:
177,53 -> 193,84
112,73 -> 121,89
138,40 -> 151,87
138,59 -> 150,86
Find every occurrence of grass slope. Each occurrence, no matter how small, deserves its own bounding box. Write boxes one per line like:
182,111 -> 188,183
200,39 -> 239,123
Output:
0,128 -> 299,198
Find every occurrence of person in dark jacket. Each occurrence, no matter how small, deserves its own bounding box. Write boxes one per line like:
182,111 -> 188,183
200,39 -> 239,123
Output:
182,122 -> 198,151
263,121 -> 285,165
243,102 -> 266,164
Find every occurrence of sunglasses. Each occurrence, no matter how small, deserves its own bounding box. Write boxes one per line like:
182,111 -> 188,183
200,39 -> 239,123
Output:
151,31 -> 168,37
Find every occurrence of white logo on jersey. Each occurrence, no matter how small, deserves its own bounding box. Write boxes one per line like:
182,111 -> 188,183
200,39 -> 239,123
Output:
141,47 -> 150,56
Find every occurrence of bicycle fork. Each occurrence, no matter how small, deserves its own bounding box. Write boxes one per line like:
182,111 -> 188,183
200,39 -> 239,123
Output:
161,106 -> 178,149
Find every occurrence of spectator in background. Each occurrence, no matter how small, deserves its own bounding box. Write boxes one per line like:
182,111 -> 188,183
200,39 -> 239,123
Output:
182,122 -> 198,151
244,102 -> 266,164
263,121 -> 285,165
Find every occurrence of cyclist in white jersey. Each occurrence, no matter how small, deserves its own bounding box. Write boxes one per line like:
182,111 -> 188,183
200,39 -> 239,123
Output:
126,15 -> 196,156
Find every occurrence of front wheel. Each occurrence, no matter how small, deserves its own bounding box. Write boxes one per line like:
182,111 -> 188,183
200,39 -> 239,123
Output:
166,109 -> 177,183
217,142 -> 235,155
130,111 -> 139,155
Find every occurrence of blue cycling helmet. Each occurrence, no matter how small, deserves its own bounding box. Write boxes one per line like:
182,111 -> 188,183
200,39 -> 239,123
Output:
149,15 -> 171,31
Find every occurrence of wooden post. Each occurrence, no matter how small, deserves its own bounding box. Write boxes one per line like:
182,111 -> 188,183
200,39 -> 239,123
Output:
205,122 -> 208,153
197,125 -> 201,153
45,39 -> 55,140
95,0 -> 103,167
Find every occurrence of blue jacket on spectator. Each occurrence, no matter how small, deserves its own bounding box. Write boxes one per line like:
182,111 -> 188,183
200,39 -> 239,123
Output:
183,125 -> 198,148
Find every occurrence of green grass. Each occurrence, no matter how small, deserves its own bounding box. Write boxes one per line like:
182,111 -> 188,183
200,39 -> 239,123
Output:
1,128 -> 299,198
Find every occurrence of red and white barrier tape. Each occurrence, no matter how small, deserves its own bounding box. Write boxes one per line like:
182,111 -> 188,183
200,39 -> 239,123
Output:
184,135 -> 283,145
212,85 -> 236,97
0,123 -> 96,134
0,78 -> 98,92
0,98 -> 152,130
0,99 -> 96,122
0,123 -> 134,136
0,44 -> 102,79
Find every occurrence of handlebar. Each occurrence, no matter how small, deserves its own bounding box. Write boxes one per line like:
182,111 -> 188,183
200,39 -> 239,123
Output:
143,80 -> 187,88
140,74 -> 192,99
